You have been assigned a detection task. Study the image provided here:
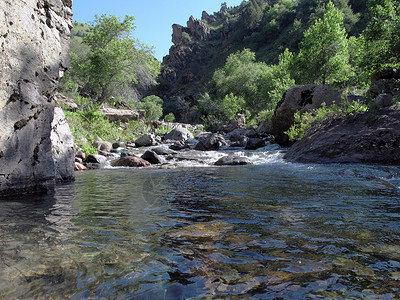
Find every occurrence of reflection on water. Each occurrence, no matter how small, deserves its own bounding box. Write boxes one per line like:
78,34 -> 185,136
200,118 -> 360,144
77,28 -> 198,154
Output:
0,161 -> 400,299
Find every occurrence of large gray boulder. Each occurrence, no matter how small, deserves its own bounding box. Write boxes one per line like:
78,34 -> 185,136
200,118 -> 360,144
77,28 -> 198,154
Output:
271,85 -> 342,146
194,134 -> 227,151
164,126 -> 194,142
0,0 -> 73,196
214,155 -> 252,166
135,134 -> 156,147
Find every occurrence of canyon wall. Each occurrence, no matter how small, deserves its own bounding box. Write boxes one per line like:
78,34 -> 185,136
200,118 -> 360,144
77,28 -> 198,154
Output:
0,0 -> 74,196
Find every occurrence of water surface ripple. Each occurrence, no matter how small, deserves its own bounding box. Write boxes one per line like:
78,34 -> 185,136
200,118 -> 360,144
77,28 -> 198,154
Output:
0,159 -> 400,299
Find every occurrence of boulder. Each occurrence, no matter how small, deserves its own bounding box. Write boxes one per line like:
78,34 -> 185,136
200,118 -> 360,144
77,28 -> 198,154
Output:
93,141 -> 113,152
285,107 -> 400,164
164,126 -> 194,142
194,134 -> 227,151
0,0 -> 73,196
367,68 -> 400,99
111,156 -> 151,168
224,128 -> 257,142
371,94 -> 395,109
86,154 -> 107,164
141,150 -> 163,164
152,146 -> 176,155
120,151 -> 137,158
113,142 -> 126,149
169,141 -> 189,151
245,138 -> 266,150
214,156 -> 252,166
74,162 -> 87,171
135,134 -> 156,147
195,132 -> 214,142
271,85 -> 342,146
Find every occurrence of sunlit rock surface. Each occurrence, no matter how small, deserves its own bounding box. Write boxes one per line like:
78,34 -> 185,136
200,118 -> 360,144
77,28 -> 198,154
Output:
0,0 -> 74,196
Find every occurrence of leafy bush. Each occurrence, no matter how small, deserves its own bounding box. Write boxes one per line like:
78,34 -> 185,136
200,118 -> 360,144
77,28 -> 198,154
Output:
212,48 -> 294,117
164,112 -> 176,123
137,95 -> 163,121
64,106 -> 149,155
285,100 -> 368,141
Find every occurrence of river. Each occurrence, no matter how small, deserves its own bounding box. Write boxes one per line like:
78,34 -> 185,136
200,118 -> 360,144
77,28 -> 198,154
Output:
0,150 -> 399,299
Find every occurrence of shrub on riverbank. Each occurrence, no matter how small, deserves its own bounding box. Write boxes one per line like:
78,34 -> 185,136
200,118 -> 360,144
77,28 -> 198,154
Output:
64,105 -> 149,155
285,100 -> 368,141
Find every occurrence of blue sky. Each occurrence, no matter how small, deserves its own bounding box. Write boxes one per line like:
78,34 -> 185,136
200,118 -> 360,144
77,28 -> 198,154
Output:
72,0 -> 244,61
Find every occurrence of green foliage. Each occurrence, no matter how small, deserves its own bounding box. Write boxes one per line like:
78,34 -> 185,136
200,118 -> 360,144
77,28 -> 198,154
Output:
296,1 -> 352,86
65,107 -> 149,155
164,112 -> 176,123
361,0 -> 400,72
218,93 -> 246,121
137,95 -> 163,121
62,16 -> 160,105
211,48 -> 294,118
285,100 -> 368,141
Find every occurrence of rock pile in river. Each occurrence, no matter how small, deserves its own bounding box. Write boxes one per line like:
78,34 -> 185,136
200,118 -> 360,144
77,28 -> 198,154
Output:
74,123 -> 273,170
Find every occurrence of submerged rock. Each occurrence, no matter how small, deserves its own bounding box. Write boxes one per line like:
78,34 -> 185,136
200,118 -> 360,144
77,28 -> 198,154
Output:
214,155 -> 252,166
111,156 -> 151,167
285,107 -> 400,164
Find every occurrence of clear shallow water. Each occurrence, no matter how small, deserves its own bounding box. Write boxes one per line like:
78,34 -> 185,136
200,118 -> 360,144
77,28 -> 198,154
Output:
1,155 -> 400,299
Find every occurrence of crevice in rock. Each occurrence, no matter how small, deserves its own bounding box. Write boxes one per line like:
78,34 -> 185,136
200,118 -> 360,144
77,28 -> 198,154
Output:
14,118 -> 29,130
299,89 -> 314,106
8,92 -> 19,103
33,144 -> 40,166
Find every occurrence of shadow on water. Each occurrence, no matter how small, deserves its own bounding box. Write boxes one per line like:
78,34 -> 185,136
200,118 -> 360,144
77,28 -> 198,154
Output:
0,163 -> 399,299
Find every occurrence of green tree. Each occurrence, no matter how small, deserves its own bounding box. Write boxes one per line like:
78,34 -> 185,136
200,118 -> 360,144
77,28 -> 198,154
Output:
362,0 -> 400,72
296,1 -> 351,85
82,15 -> 160,102
138,95 -> 163,121
212,48 -> 294,117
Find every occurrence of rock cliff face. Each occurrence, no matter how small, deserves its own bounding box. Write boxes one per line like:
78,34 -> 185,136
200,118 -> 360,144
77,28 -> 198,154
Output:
0,0 -> 74,196
159,6 -> 242,119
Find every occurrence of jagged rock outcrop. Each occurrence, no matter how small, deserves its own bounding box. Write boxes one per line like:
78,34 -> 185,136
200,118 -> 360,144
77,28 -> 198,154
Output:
0,0 -> 74,196
159,6 -> 242,118
285,107 -> 400,165
271,85 -> 342,146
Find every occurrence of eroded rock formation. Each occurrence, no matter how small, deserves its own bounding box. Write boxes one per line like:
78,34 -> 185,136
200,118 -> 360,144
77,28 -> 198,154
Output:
271,85 -> 342,146
0,0 -> 74,196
